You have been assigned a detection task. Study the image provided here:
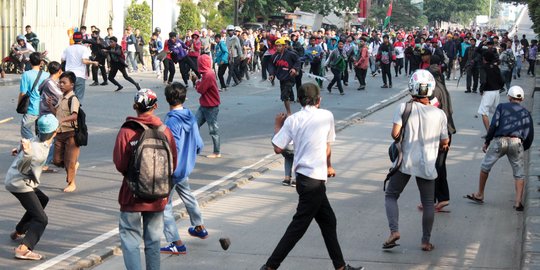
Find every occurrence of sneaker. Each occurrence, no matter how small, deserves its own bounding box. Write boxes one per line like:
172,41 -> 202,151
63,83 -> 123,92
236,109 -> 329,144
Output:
282,179 -> 291,186
160,243 -> 186,255
15,248 -> 43,260
206,153 -> 221,158
100,82 -> 108,86
135,83 -> 141,91
464,90 -> 471,93
188,226 -> 209,239
381,85 -> 388,88
114,86 -> 124,92
290,180 -> 296,187
89,82 -> 99,86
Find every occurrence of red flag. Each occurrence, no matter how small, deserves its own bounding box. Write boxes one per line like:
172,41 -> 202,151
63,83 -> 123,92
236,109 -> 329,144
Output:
386,0 -> 393,17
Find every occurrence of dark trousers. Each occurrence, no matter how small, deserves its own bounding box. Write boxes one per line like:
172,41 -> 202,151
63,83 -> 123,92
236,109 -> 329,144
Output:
12,189 -> 49,250
179,56 -> 200,84
266,174 -> 345,269
435,135 -> 451,202
163,59 -> 175,83
342,64 -> 349,84
261,55 -> 271,80
217,63 -> 228,89
528,59 -> 536,75
381,63 -> 392,86
294,69 -> 303,97
355,67 -> 367,86
108,63 -> 138,88
466,67 -> 479,91
328,68 -> 343,93
91,57 -> 107,83
226,57 -> 241,85
405,57 -> 411,75
394,58 -> 403,75
446,58 -> 455,79
309,61 -> 322,87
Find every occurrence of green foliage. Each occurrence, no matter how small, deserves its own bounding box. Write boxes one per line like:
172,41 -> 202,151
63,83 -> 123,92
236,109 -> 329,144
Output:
530,0 -> 540,37
294,0 -> 359,16
423,0 -> 500,26
125,0 -> 152,43
199,0 -> 232,31
177,1 -> 201,36
369,0 -> 424,28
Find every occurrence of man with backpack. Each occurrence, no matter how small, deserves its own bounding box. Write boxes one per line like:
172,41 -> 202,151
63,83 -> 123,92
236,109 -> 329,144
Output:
325,39 -> 347,95
113,89 -> 178,270
269,38 -> 301,115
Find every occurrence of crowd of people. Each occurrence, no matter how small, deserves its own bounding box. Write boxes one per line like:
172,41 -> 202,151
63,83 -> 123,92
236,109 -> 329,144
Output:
3,20 -> 538,270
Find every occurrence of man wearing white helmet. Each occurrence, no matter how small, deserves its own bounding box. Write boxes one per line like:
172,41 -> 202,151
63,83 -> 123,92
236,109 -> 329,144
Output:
226,25 -> 243,86
11,35 -> 36,71
383,70 -> 449,252
465,86 -> 533,211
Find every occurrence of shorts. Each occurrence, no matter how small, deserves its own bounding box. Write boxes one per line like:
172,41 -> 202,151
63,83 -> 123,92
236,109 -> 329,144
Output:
280,79 -> 295,102
481,137 -> 524,179
477,90 -> 500,117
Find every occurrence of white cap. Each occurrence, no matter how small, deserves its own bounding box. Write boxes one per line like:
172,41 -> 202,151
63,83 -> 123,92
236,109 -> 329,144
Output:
508,86 -> 524,99
201,28 -> 207,33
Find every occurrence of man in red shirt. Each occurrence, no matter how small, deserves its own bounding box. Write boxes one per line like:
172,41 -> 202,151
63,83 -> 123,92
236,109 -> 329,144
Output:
191,54 -> 221,158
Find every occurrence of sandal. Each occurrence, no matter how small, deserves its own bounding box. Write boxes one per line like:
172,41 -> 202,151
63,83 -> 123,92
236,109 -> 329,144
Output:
464,193 -> 484,204
382,235 -> 400,249
14,249 -> 43,260
421,243 -> 435,252
435,201 -> 450,212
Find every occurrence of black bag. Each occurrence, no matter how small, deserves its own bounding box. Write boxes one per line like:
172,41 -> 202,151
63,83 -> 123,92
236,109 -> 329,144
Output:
384,101 -> 413,191
123,120 -> 174,200
68,96 -> 88,147
16,70 -> 43,114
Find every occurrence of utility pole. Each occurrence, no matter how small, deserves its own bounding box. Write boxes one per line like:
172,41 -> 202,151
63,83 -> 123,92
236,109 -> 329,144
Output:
234,0 -> 239,26
80,0 -> 89,27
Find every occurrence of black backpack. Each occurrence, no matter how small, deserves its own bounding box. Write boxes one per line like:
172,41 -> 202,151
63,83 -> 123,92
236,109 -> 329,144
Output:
68,96 -> 88,147
123,120 -> 174,200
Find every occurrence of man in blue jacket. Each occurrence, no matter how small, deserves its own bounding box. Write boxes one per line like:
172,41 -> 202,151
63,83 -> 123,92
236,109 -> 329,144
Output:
160,82 -> 208,255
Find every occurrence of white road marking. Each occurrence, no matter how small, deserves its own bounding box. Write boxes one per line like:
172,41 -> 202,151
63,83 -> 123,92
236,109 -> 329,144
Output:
30,153 -> 274,270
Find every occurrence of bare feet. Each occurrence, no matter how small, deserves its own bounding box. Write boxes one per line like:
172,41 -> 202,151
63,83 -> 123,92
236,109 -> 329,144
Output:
435,201 -> 449,211
63,184 -> 76,192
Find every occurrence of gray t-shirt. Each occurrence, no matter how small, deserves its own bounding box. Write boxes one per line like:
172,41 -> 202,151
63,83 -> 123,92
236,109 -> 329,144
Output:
39,78 -> 62,115
5,137 -> 51,193
393,102 -> 448,180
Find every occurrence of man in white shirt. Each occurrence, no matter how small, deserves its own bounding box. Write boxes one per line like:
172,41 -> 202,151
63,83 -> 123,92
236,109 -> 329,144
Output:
261,83 -> 363,270
61,32 -> 97,103
383,70 -> 449,252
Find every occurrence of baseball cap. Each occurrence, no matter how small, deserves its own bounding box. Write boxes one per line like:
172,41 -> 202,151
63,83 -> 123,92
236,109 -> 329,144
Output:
134,89 -> 158,111
72,32 -> 83,41
508,86 -> 524,99
37,114 -> 59,134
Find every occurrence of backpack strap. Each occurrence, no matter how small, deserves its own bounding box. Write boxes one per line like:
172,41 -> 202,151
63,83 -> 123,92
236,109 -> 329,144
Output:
122,120 -> 150,131
67,95 -> 80,129
384,101 -> 413,191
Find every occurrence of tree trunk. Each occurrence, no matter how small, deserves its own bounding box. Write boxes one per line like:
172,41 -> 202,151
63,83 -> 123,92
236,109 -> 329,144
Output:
80,0 -> 89,27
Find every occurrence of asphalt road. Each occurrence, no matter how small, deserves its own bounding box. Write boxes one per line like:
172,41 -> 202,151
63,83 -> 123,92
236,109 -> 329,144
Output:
0,60 -> 410,269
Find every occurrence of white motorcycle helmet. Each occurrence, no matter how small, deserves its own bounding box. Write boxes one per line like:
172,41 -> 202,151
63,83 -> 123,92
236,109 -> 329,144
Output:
408,70 -> 436,98
226,25 -> 235,31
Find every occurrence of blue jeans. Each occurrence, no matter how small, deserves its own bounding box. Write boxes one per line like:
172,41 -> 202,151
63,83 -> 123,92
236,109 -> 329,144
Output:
21,113 -> 38,139
127,51 -> 138,71
513,56 -> 522,77
74,77 -> 86,103
282,152 -> 294,178
196,106 -> 220,154
163,178 -> 204,243
119,211 -> 163,270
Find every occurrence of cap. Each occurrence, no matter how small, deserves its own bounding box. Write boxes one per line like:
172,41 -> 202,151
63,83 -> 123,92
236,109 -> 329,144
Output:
134,89 -> 158,111
271,25 -> 277,29
154,27 -> 161,33
508,86 -> 524,99
234,26 -> 242,32
226,25 -> 235,31
201,28 -> 207,33
37,114 -> 59,134
192,30 -> 200,37
72,32 -> 83,41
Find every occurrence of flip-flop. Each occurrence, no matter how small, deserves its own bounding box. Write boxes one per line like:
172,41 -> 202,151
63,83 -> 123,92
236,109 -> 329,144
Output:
464,193 -> 484,204
42,168 -> 58,173
435,202 -> 450,212
421,243 -> 435,251
382,236 -> 400,249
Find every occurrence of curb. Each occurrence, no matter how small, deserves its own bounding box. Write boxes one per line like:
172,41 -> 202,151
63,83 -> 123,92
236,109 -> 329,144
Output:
522,69 -> 540,270
73,88 -> 410,270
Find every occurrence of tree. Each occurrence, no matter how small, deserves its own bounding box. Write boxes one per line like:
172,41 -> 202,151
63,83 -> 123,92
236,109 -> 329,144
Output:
369,0 -> 425,29
125,0 -> 152,43
177,1 -> 201,36
199,0 -> 232,31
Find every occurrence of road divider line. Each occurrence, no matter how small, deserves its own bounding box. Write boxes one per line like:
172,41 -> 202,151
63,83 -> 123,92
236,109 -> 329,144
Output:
31,153 -> 275,270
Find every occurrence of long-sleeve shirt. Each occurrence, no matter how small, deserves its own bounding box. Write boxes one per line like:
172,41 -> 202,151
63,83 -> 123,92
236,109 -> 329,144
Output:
5,137 -> 51,193
485,102 -> 534,150
268,49 -> 300,81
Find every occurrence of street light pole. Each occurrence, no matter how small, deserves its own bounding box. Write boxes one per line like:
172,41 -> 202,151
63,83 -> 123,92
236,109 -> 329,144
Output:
234,0 -> 239,26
